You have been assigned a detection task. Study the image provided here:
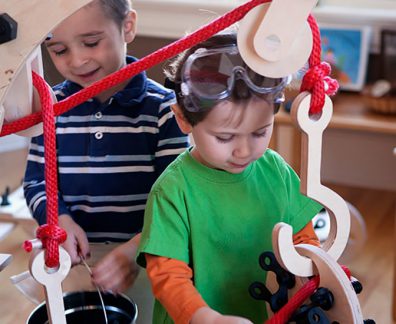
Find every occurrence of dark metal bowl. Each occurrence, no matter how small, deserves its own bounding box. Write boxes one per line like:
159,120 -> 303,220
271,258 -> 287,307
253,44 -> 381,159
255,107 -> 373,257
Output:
27,291 -> 137,324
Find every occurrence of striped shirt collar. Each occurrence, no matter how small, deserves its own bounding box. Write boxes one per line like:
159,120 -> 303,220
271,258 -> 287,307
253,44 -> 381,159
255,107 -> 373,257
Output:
55,56 -> 147,107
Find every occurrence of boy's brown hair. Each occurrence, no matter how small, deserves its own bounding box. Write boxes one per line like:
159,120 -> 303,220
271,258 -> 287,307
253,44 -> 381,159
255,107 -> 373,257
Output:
97,0 -> 132,27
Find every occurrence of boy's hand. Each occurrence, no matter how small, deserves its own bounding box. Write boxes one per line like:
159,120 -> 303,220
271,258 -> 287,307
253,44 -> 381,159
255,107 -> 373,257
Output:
58,214 -> 90,265
191,307 -> 253,324
91,235 -> 140,294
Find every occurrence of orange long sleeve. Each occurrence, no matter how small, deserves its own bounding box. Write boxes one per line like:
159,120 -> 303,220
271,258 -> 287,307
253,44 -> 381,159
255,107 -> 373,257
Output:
146,254 -> 207,324
145,221 -> 320,323
292,221 -> 321,247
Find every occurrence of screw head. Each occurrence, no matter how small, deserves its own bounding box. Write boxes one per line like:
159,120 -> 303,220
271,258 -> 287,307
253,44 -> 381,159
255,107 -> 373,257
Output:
0,13 -> 18,44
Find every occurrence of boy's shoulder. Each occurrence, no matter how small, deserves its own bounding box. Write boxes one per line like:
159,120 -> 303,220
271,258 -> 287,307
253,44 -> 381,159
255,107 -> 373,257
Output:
145,77 -> 175,101
52,80 -> 79,100
151,150 -> 189,191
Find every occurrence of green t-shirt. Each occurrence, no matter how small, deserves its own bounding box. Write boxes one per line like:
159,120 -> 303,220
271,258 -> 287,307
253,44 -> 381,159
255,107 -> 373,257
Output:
137,149 -> 322,324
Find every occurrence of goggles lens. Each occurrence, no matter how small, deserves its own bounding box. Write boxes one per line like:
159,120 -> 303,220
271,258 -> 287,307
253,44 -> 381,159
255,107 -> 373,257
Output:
181,46 -> 291,112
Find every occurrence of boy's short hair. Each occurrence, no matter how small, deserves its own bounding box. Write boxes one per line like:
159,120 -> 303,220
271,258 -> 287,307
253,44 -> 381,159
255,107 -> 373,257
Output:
165,31 -> 282,126
98,0 -> 132,27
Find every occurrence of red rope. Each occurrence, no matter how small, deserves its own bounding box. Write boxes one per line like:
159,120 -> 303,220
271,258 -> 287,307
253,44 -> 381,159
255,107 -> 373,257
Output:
0,0 -> 270,137
300,15 -> 339,115
25,72 -> 67,268
265,265 -> 351,324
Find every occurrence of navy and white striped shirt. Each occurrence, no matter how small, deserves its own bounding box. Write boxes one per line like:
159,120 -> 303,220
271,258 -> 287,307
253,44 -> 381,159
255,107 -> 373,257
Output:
24,56 -> 189,242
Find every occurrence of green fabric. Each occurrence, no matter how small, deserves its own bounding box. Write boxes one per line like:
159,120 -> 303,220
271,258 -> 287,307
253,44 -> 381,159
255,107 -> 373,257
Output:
137,149 -> 322,324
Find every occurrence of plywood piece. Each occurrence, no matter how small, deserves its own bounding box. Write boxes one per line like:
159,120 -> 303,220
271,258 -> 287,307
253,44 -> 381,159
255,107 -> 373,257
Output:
0,0 -> 92,132
237,2 -> 313,78
0,254 -> 12,271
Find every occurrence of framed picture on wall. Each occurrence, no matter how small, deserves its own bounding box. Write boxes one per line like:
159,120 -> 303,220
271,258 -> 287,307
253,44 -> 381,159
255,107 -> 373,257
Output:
319,24 -> 371,91
380,29 -> 396,84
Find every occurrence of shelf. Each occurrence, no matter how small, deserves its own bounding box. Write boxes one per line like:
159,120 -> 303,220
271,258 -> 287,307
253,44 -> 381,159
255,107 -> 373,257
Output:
276,92 -> 396,135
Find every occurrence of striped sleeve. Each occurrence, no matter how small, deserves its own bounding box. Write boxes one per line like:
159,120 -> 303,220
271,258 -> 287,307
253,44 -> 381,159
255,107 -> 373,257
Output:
154,91 -> 189,175
23,135 -> 70,225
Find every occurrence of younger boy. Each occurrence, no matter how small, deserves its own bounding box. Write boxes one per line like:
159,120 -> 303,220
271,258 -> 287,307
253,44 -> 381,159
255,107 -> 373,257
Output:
137,31 -> 321,323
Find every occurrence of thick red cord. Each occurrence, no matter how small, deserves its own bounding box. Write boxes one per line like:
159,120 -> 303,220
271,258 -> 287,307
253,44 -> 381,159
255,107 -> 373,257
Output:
28,72 -> 67,268
0,0 -> 270,137
0,2 -> 337,135
265,265 -> 352,324
301,15 -> 339,115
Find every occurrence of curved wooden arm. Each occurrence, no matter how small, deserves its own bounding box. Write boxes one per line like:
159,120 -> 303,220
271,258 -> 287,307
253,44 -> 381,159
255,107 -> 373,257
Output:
273,92 -> 350,277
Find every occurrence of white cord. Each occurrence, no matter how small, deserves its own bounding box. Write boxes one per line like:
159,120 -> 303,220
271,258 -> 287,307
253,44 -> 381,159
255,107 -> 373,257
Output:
80,256 -> 108,324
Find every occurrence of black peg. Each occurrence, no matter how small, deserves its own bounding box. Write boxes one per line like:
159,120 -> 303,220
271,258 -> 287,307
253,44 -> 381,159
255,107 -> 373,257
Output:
291,288 -> 334,322
310,287 -> 334,311
293,306 -> 330,324
249,252 -> 296,312
363,320 -> 375,324
351,279 -> 363,294
0,13 -> 18,44
0,187 -> 11,206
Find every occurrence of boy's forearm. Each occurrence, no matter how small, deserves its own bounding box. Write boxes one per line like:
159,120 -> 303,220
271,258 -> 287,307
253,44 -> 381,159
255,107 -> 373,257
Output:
146,254 -> 207,324
292,221 -> 321,247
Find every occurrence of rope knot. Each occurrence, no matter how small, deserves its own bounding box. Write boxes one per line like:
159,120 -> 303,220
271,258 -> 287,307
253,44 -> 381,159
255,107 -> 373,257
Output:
300,62 -> 339,114
36,224 -> 67,247
33,224 -> 67,268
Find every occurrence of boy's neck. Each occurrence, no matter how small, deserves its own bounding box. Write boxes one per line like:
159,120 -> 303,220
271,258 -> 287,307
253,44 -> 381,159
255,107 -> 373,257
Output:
94,78 -> 131,103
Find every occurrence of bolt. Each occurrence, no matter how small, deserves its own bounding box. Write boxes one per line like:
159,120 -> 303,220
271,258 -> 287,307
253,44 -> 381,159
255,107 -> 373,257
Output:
0,13 -> 18,44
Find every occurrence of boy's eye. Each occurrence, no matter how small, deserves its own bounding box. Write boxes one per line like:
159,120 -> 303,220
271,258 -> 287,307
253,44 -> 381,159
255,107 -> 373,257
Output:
84,40 -> 100,48
53,48 -> 67,56
215,135 -> 234,143
253,129 -> 268,138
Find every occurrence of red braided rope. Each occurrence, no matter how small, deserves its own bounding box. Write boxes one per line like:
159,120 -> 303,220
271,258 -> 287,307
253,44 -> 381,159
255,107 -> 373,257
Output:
265,265 -> 352,324
0,0 -> 270,137
30,71 -> 67,268
300,15 -> 339,114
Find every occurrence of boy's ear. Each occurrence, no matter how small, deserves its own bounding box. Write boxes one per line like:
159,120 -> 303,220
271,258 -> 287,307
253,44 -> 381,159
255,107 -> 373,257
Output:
171,104 -> 193,134
123,10 -> 137,43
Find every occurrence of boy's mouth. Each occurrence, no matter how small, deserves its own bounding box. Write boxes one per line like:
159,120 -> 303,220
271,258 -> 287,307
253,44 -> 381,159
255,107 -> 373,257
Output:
229,161 -> 250,169
77,68 -> 100,79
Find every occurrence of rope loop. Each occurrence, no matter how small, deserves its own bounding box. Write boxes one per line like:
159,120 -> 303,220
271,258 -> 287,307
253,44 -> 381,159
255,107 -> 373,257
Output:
300,62 -> 339,115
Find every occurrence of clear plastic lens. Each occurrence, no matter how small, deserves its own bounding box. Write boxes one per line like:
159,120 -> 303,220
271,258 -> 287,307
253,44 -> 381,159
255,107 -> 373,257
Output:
182,46 -> 291,112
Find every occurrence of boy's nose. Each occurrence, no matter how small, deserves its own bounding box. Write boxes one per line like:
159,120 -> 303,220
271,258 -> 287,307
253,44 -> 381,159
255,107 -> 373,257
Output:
69,50 -> 89,68
233,138 -> 252,159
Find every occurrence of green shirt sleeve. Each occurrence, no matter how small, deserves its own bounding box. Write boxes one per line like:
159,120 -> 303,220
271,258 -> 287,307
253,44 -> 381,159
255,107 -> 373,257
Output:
137,184 -> 190,268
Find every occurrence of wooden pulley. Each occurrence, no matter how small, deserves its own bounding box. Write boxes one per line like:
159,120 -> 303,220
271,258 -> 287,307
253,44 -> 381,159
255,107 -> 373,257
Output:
237,0 -> 317,78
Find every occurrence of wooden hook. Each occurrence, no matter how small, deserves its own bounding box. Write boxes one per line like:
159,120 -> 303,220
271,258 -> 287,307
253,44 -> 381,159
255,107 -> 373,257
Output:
295,244 -> 363,322
273,92 -> 350,277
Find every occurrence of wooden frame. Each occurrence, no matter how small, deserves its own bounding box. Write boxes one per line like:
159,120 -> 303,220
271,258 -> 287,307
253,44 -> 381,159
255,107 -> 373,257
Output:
379,29 -> 396,84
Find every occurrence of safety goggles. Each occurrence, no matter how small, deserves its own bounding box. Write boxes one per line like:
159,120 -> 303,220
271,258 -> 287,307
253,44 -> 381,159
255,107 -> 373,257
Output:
179,45 -> 291,112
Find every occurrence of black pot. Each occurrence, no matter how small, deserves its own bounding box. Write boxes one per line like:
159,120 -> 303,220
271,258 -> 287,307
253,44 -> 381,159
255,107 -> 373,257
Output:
27,291 -> 138,324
